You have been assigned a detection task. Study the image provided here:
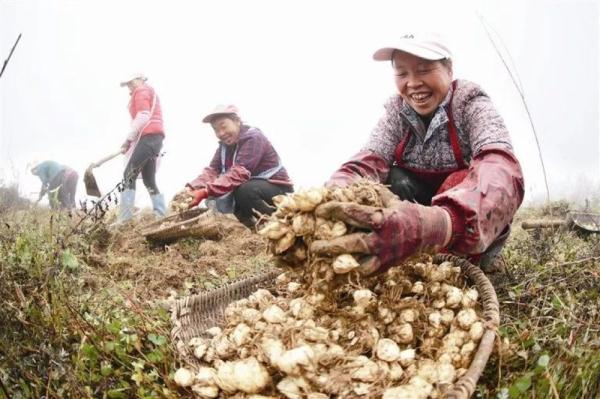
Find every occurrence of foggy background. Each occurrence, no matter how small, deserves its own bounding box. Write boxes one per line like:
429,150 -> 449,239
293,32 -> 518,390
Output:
1,0 -> 598,209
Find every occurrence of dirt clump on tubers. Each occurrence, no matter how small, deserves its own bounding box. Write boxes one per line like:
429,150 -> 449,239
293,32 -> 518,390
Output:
176,181 -> 487,398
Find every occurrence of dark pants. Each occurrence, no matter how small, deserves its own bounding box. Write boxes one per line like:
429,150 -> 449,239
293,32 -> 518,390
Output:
47,168 -> 78,209
387,167 -> 436,205
386,165 -> 509,267
123,134 -> 163,194
233,180 -> 293,227
58,169 -> 78,209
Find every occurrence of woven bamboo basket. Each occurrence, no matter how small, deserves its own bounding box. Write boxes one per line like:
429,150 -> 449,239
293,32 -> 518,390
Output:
171,269 -> 281,361
142,208 -> 245,244
170,254 -> 499,399
141,207 -> 207,233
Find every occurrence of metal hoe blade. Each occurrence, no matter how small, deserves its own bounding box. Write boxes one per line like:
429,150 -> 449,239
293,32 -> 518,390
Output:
84,167 -> 102,197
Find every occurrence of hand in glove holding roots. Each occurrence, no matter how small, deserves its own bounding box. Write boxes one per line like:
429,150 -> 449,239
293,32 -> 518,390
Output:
311,186 -> 452,276
170,189 -> 194,212
188,188 -> 209,209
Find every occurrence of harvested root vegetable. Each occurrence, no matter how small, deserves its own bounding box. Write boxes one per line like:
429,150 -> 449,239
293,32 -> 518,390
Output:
259,220 -> 290,240
191,384 -> 219,398
277,346 -> 315,375
289,298 -> 314,319
169,191 -> 193,213
195,367 -> 217,385
273,195 -> 299,212
469,321 -> 485,341
275,231 -> 296,254
293,188 -> 326,212
332,254 -> 360,274
314,219 -> 347,240
230,323 -> 252,346
277,376 -> 310,399
241,308 -> 262,324
180,181 -> 487,398
263,305 -> 287,324
350,356 -> 380,382
461,288 -> 479,308
398,348 -> 416,367
193,343 -> 208,360
292,213 -> 315,236
205,327 -> 222,337
215,357 -> 270,393
456,308 -> 478,330
376,338 -> 401,362
174,367 -> 194,387
353,289 -> 375,308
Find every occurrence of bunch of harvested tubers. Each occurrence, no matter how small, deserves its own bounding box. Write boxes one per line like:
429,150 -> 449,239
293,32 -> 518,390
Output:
175,181 -> 486,399
169,191 -> 194,213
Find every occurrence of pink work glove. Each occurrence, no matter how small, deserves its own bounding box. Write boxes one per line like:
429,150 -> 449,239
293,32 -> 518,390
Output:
188,188 -> 209,208
311,187 -> 452,275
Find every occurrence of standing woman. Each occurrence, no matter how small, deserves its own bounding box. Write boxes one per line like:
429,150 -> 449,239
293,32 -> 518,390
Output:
179,104 -> 293,228
117,73 -> 166,223
315,33 -> 524,274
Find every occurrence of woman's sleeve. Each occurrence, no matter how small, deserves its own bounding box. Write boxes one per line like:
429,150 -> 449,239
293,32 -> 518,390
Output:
433,147 -> 524,254
127,90 -> 153,140
201,134 -> 268,196
432,89 -> 524,254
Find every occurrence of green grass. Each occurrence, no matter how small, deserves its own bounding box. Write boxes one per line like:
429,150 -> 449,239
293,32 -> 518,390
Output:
476,204 -> 600,399
0,194 -> 598,398
0,206 -> 183,398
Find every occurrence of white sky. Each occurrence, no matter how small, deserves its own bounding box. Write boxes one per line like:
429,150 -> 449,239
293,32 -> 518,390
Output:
1,0 -> 599,208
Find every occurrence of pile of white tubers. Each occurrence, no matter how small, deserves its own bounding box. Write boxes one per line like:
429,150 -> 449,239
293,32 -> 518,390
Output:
169,191 -> 194,214
174,181 -> 486,398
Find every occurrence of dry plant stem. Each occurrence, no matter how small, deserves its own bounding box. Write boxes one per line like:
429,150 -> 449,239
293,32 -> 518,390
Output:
45,363 -> 52,399
71,157 -> 153,234
544,370 -> 560,399
476,12 -> 550,204
0,33 -> 22,78
495,330 -> 502,388
513,256 -> 598,289
557,256 -> 600,267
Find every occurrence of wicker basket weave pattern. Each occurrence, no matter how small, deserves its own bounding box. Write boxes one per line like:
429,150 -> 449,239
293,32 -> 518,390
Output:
170,269 -> 281,360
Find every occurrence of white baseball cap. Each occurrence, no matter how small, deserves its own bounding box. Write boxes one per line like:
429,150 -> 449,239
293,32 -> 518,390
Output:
373,33 -> 452,62
119,73 -> 147,87
202,104 -> 240,123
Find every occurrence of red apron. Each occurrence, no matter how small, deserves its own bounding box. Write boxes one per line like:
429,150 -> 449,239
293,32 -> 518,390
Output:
393,81 -> 509,265
393,81 -> 469,194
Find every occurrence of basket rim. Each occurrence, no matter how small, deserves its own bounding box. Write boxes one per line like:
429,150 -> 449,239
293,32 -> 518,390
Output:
433,254 -> 499,399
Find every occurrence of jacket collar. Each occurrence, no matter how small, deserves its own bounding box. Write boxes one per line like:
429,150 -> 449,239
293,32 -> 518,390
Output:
221,124 -> 251,150
399,81 -> 455,143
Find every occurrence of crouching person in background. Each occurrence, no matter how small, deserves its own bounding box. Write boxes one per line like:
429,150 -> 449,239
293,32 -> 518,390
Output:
31,160 -> 78,209
176,105 -> 293,228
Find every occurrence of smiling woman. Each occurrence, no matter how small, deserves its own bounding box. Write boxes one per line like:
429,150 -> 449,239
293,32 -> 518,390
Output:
174,105 -> 294,228
322,33 -> 525,275
391,52 -> 453,118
